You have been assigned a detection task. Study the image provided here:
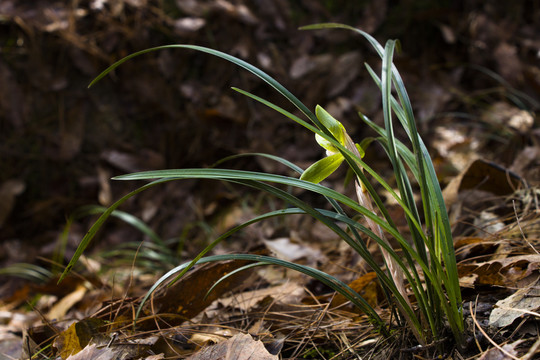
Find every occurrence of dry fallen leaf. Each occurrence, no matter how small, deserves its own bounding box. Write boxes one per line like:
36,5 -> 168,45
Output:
213,281 -> 305,314
187,333 -> 278,360
100,148 -> 165,173
143,260 -> 254,325
64,343 -> 116,360
190,332 -> 229,349
0,330 -> 22,359
145,354 -> 165,360
489,278 -> 540,328
455,237 -> 497,261
477,341 -> 521,360
46,284 -> 87,321
53,318 -> 107,359
289,54 -> 333,79
458,254 -> 540,288
480,103 -> 534,149
263,237 -> 323,263
331,272 -> 382,309
174,17 -> 206,34
443,158 -> 526,208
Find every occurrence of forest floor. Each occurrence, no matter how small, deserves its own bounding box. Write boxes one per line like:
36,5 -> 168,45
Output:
0,1 -> 539,359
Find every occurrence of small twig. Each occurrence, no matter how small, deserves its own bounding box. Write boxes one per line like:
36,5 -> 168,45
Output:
512,200 -> 539,255
521,336 -> 540,360
106,332 -> 118,348
499,304 -> 540,319
469,302 -> 520,360
289,297 -> 333,358
471,298 -> 483,354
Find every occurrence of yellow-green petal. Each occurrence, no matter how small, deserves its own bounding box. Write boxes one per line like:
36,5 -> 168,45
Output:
315,105 -> 345,143
315,134 -> 338,154
356,143 -> 365,158
300,153 -> 344,183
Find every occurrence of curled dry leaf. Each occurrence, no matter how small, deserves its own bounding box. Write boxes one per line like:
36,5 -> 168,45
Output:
189,332 -> 229,352
46,284 -> 87,321
458,254 -> 540,288
443,158 -> 526,208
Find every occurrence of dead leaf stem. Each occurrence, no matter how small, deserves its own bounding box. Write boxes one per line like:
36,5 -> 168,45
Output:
344,133 -> 424,344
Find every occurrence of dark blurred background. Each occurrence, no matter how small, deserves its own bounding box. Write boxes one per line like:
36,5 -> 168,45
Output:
0,0 -> 538,269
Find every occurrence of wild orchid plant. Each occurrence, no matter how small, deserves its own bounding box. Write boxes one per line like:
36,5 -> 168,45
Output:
61,23 -> 464,347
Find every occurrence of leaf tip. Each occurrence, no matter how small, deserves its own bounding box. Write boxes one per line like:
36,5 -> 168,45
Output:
57,266 -> 71,284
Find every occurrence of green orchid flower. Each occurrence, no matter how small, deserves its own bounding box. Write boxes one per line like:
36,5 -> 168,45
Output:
301,105 -> 364,183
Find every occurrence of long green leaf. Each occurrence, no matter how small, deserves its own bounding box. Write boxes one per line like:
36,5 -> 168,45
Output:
114,168 -> 450,311
73,205 -> 166,247
210,149 -> 361,249
89,45 -> 323,131
366,43 -> 463,338
304,23 -> 463,342
136,254 -> 389,334
0,263 -> 53,282
212,152 -> 304,175
83,22 -> 465,344
114,168 -> 413,246
231,88 -> 426,241
58,178 -> 171,283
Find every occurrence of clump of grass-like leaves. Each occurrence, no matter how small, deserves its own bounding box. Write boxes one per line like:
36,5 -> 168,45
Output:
61,24 -> 464,347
